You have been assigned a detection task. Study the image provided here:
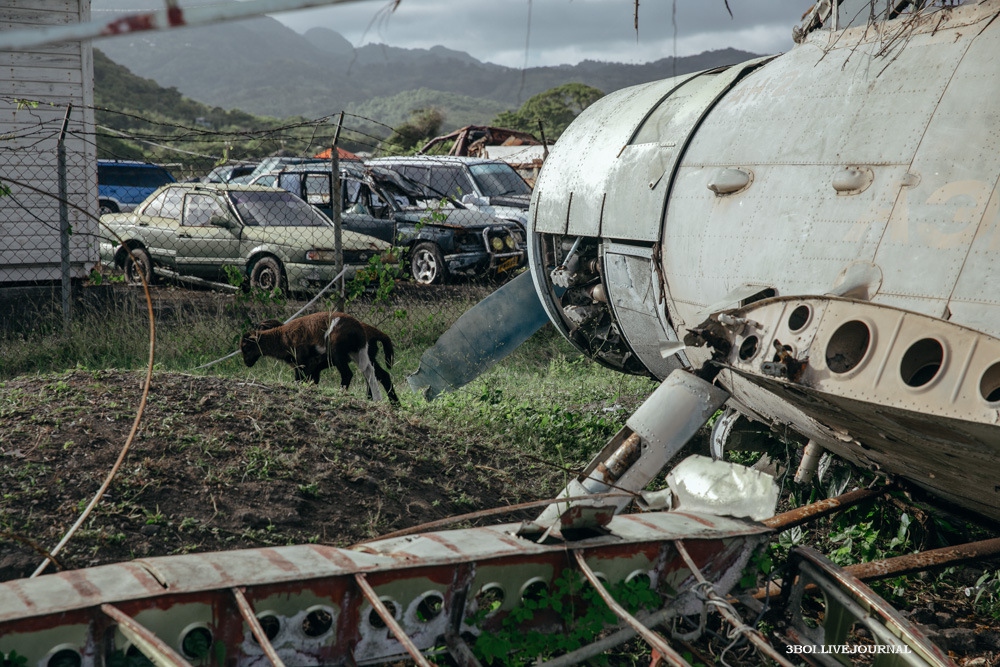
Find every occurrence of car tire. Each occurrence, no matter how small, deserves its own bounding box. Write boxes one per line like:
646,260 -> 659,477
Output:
410,242 -> 447,285
250,256 -> 286,293
123,246 -> 154,286
99,200 -> 119,216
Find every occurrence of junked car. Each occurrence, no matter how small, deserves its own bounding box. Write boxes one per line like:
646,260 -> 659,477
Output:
97,159 -> 176,215
366,155 -> 531,229
98,183 -> 390,293
253,162 -> 526,285
202,162 -> 256,184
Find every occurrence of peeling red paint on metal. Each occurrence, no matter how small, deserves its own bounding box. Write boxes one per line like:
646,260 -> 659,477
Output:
619,514 -> 669,532
418,533 -> 467,555
208,558 -> 233,584
8,582 -> 37,615
1,514 -> 766,644
669,511 -> 720,528
167,6 -> 185,26
492,532 -> 532,550
100,13 -> 156,36
311,544 -> 367,570
97,5 -> 184,37
64,569 -> 102,600
259,548 -> 301,572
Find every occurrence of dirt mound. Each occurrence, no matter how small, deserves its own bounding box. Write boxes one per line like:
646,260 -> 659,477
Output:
0,369 -> 555,581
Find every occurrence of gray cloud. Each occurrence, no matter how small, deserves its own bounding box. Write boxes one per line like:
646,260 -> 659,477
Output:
272,0 -> 804,67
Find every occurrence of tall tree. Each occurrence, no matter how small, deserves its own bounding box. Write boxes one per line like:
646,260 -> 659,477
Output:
493,83 -> 604,140
388,107 -> 445,153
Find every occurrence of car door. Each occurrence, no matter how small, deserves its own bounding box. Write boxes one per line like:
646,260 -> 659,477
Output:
326,175 -> 394,244
128,186 -> 185,267
174,192 -> 242,280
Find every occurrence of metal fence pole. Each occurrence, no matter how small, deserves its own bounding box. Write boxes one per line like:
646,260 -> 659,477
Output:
331,111 -> 344,311
57,104 -> 73,333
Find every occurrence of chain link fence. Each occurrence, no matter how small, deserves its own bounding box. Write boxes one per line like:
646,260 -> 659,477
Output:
0,99 -> 534,377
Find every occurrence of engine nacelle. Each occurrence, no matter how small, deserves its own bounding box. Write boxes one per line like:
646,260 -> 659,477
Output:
527,57 -> 773,378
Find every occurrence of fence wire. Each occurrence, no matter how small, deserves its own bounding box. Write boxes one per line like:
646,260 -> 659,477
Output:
0,100 -> 533,378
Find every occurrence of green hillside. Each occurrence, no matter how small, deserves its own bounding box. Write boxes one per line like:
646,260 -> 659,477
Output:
94,49 -> 359,176
347,88 -> 510,133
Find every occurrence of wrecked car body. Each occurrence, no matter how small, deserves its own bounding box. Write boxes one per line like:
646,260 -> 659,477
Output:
256,162 -> 526,285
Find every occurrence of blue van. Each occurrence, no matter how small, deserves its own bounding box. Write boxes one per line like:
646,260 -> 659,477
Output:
97,160 -> 176,214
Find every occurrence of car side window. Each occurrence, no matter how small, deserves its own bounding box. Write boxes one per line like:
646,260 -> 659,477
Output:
343,178 -> 364,209
431,166 -> 474,199
142,187 -> 185,220
398,166 -> 432,194
182,194 -> 229,227
303,174 -> 330,206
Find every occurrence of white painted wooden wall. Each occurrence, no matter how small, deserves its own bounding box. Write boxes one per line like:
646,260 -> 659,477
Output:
0,0 -> 98,284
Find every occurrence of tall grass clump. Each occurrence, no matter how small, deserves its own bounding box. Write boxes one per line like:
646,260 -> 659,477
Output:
411,326 -> 656,466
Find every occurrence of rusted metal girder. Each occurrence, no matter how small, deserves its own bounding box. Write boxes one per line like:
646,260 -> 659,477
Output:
673,541 -> 797,667
763,486 -> 888,532
845,536 -> 1000,582
573,551 -> 691,667
752,534 -> 1000,601
782,547 -> 956,667
231,586 -> 286,667
355,573 -> 436,667
100,604 -> 192,666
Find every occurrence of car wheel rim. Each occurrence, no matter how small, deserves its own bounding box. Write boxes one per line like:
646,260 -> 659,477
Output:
126,254 -> 147,284
413,250 -> 438,284
257,268 -> 277,290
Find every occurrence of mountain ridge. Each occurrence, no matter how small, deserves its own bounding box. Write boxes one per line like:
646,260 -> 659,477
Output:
93,1 -> 761,130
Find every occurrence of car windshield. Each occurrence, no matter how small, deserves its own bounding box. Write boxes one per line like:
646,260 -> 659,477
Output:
468,163 -> 531,197
229,190 -> 331,227
367,169 -> 426,208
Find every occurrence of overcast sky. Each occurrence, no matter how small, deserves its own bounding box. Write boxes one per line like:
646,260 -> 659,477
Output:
270,0 -> 804,67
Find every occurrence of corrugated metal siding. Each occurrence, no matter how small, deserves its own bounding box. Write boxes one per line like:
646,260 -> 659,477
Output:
0,0 -> 98,284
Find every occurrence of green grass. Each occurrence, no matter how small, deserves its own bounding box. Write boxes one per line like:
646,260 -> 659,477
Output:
0,286 -> 654,474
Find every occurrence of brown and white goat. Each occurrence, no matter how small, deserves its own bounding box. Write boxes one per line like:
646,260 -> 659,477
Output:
240,312 -> 398,403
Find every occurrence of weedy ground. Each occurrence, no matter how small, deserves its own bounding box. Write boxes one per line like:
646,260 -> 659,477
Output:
0,282 -> 998,665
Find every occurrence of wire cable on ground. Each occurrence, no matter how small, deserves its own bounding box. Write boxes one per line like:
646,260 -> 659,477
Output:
32,252 -> 156,577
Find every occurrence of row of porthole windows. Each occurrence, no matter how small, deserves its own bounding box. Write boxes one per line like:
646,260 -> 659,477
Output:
44,623 -> 214,667
737,303 -> 1000,402
43,570 -> 655,665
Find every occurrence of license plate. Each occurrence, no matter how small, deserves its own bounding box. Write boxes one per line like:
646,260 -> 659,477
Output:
497,256 -> 519,273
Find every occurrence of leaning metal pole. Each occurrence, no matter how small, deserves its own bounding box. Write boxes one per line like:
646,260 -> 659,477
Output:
0,0 -> 372,51
57,104 -> 72,334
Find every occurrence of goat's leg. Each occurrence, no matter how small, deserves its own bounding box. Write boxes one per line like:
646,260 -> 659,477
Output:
351,349 -> 384,401
333,349 -> 354,392
371,357 -> 399,405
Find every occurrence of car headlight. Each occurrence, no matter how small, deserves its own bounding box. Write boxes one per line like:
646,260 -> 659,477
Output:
491,236 -> 505,251
504,236 -> 515,250
306,249 -> 337,262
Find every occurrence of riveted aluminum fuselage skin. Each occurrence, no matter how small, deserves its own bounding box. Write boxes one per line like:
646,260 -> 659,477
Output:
528,1 -> 1000,519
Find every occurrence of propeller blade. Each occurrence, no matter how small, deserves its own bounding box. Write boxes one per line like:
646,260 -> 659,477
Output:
407,271 -> 549,401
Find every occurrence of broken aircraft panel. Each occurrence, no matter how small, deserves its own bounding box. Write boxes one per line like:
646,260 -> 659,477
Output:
0,507 -> 770,665
522,0 -> 1000,522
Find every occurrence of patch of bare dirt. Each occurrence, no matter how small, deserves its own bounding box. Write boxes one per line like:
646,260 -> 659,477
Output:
0,369 -> 555,581
2,369 -> 999,665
